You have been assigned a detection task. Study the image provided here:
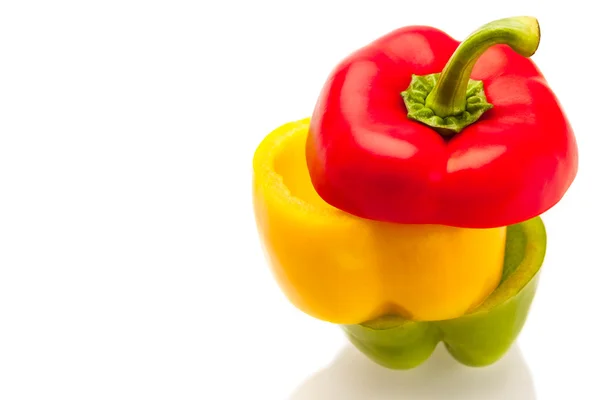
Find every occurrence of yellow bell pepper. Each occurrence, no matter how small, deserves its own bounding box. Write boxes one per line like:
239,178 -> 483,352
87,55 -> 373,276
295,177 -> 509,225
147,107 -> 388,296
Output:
253,119 -> 506,325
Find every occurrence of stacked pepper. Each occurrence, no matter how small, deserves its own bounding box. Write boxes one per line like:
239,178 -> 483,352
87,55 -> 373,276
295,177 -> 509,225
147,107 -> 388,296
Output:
253,16 -> 577,368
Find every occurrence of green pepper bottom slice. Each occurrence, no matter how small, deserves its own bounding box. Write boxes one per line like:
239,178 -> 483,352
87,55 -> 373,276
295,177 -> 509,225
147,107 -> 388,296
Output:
342,217 -> 547,369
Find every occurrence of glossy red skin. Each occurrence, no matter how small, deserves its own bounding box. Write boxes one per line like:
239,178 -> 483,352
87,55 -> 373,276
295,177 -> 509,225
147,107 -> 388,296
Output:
306,26 -> 578,228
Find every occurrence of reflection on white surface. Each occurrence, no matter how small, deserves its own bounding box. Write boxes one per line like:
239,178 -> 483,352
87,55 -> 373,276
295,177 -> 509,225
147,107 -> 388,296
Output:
291,343 -> 535,399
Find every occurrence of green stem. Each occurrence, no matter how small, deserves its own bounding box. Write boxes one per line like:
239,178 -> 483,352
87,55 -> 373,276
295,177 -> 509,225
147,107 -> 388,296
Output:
425,16 -> 540,118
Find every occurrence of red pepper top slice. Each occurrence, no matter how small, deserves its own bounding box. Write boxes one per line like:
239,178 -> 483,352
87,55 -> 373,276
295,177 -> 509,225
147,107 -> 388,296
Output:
306,17 -> 578,228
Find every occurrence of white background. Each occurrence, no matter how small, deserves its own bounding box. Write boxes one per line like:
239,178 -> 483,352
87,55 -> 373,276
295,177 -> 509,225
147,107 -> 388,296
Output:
0,1 -> 598,399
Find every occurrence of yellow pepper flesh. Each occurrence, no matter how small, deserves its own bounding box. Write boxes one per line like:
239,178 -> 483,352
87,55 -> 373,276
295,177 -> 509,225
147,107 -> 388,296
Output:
253,119 -> 506,325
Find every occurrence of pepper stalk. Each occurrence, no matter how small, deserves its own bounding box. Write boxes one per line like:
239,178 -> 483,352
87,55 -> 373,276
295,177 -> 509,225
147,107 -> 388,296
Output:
402,16 -> 541,135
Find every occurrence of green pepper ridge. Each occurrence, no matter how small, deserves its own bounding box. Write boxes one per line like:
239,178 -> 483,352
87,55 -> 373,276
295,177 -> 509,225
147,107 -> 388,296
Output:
342,217 -> 546,369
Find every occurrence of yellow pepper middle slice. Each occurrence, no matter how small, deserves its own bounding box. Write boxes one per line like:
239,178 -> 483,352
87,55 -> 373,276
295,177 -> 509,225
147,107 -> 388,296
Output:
253,119 -> 506,325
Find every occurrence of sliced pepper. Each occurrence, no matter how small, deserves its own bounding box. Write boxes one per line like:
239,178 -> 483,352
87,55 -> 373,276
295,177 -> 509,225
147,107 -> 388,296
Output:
344,216 -> 546,368
253,119 -> 506,324
253,16 -> 576,368
305,17 -> 577,228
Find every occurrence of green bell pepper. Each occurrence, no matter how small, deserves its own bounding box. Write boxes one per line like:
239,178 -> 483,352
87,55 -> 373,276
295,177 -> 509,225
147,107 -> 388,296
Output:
342,217 -> 546,369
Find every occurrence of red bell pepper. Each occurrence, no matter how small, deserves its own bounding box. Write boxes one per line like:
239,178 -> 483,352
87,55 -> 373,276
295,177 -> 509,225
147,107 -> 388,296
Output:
306,17 -> 578,228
